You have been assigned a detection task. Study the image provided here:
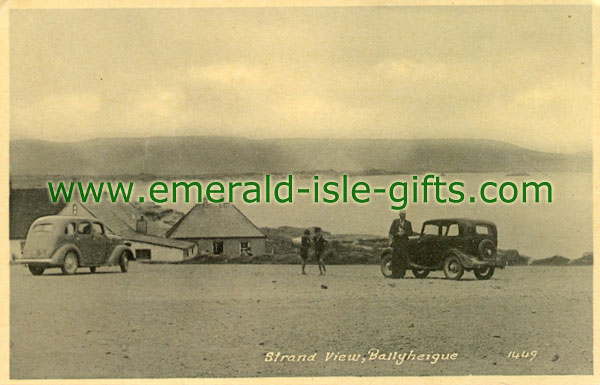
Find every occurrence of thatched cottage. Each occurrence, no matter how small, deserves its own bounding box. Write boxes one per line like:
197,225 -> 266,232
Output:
166,202 -> 266,256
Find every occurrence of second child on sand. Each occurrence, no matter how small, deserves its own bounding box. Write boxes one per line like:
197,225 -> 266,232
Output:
313,227 -> 328,275
300,229 -> 311,275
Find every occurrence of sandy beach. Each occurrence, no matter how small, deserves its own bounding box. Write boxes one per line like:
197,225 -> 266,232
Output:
10,263 -> 592,378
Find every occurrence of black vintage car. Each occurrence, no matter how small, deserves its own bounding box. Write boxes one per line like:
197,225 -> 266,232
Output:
381,218 -> 505,280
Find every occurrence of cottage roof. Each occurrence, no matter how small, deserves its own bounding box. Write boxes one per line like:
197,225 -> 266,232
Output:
167,203 -> 265,239
64,201 -> 195,249
66,200 -> 170,237
69,200 -> 138,236
10,188 -> 66,239
125,232 -> 196,250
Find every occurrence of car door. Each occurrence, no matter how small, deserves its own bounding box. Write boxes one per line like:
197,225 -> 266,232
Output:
415,223 -> 440,266
427,223 -> 449,266
74,221 -> 95,266
75,221 -> 105,266
91,222 -> 108,265
442,222 -> 465,252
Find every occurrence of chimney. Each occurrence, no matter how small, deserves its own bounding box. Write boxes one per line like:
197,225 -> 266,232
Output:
136,216 -> 147,234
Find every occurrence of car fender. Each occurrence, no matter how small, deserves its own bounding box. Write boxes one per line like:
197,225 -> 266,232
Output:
50,244 -> 82,265
444,248 -> 479,269
380,247 -> 393,259
107,245 -> 134,265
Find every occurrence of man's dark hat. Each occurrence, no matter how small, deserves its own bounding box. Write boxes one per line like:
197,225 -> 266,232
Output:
314,227 -> 322,232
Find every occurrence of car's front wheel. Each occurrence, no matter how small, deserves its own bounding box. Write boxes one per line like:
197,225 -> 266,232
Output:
380,252 -> 405,278
28,265 -> 45,276
61,252 -> 79,275
412,269 -> 429,279
391,267 -> 406,279
380,253 -> 394,278
474,267 -> 495,280
443,254 -> 464,280
120,252 -> 129,273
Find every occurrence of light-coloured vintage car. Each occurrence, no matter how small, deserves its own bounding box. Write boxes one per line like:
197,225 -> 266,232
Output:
15,215 -> 135,276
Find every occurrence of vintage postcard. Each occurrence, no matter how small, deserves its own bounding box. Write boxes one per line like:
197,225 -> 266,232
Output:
1,1 -> 598,384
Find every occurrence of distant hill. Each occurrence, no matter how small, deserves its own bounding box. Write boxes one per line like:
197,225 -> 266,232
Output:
571,252 -> 593,266
10,136 -> 591,177
530,255 -> 571,266
130,202 -> 185,235
261,226 -> 332,239
498,249 -> 530,266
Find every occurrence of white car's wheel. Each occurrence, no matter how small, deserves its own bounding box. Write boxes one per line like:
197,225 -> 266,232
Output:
120,252 -> 129,273
61,252 -> 78,275
28,265 -> 45,276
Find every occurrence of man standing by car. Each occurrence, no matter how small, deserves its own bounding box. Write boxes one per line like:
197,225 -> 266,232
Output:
388,211 -> 412,274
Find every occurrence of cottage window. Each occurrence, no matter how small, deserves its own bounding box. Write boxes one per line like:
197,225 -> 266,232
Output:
240,241 -> 252,256
73,204 -> 77,215
213,241 -> 224,255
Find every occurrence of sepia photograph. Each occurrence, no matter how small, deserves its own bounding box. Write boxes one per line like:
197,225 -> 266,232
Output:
3,2 -> 597,384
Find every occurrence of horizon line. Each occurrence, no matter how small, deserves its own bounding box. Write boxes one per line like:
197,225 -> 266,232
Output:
9,134 -> 592,156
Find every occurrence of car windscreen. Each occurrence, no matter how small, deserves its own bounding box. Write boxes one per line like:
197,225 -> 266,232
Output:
31,223 -> 54,233
422,224 -> 439,236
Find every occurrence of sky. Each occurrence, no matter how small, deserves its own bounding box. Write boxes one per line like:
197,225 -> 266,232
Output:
9,6 -> 593,153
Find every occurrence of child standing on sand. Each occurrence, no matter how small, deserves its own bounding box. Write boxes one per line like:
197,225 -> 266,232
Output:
313,227 -> 328,275
300,229 -> 311,275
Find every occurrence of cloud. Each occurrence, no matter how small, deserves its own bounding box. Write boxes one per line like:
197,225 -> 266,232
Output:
374,59 -> 449,82
188,62 -> 264,85
9,7 -> 592,153
12,92 -> 102,140
41,92 -> 101,116
135,89 -> 182,118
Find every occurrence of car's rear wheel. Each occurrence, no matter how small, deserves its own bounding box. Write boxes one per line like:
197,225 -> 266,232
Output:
443,254 -> 464,280
412,269 -> 429,279
61,252 -> 78,275
28,265 -> 45,276
89,266 -> 96,273
474,267 -> 495,280
120,252 -> 129,273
